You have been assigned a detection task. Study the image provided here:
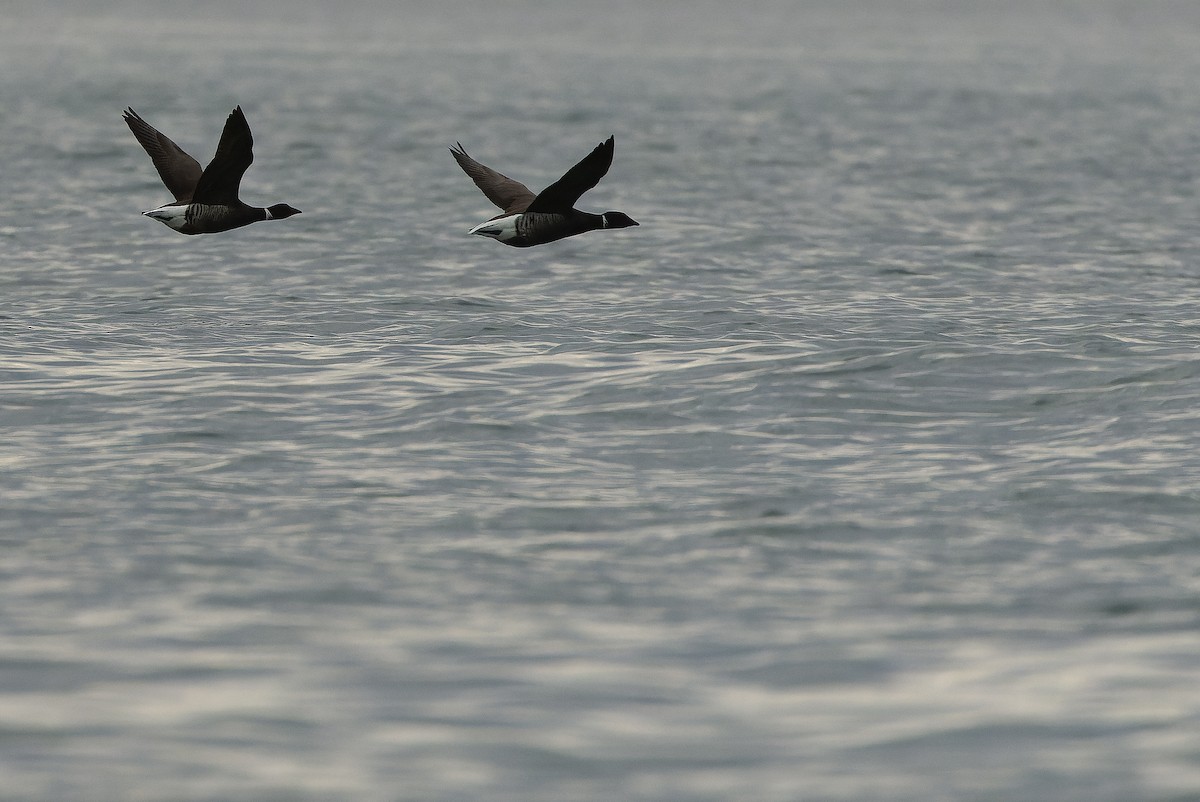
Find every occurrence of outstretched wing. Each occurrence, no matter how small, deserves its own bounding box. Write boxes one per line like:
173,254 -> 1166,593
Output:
123,107 -> 203,203
450,143 -> 536,214
525,136 -> 614,214
192,106 -> 254,205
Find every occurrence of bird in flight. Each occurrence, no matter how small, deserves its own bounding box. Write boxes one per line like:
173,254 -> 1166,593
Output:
451,135 -> 637,247
123,106 -> 300,235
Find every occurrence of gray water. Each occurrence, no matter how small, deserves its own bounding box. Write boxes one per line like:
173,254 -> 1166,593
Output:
3,2 -> 1200,800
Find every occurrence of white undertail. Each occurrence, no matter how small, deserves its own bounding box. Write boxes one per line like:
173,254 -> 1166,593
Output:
142,204 -> 189,232
469,213 -> 522,243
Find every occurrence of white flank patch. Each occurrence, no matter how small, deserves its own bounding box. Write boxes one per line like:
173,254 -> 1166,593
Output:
142,204 -> 189,232
468,213 -> 521,242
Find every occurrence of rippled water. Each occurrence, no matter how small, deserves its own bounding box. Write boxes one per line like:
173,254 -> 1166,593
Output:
3,2 -> 1200,800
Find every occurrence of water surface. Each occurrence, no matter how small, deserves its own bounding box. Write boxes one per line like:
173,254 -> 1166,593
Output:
2,2 -> 1200,800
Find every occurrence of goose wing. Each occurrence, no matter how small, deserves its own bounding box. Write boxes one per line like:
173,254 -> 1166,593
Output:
123,107 -> 203,203
450,143 -> 536,214
525,136 -> 614,214
191,106 -> 254,206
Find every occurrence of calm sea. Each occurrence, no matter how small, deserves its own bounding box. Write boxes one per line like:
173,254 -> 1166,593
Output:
2,2 -> 1200,800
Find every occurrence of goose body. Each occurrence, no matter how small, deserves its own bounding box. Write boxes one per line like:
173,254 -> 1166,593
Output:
451,136 -> 638,248
123,106 -> 300,235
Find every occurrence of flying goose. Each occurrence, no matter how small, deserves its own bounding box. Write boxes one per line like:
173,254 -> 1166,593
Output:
123,106 -> 300,235
451,135 -> 637,247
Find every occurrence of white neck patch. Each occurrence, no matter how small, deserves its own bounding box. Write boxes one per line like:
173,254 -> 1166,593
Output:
264,207 -> 273,220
